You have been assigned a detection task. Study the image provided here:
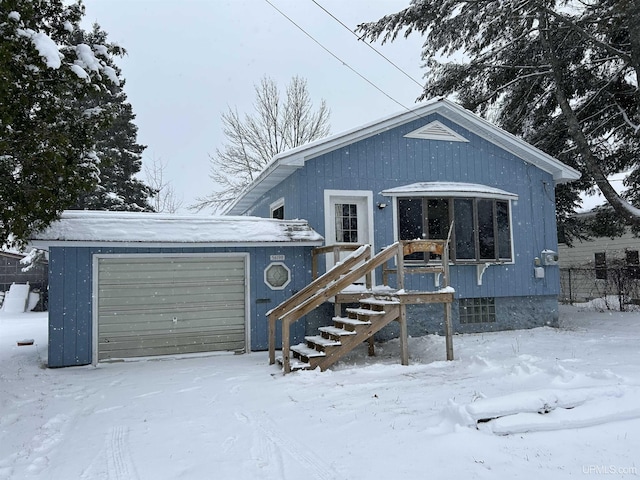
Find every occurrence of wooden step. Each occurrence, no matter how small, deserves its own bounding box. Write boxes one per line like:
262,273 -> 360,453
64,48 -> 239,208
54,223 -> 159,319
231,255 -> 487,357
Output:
291,343 -> 326,359
305,335 -> 341,347
332,316 -> 371,326
276,356 -> 310,371
319,326 -> 358,341
345,307 -> 386,317
359,297 -> 400,306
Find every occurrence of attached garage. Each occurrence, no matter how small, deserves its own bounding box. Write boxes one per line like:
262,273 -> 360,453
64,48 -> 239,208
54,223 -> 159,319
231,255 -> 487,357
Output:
95,254 -> 248,361
30,211 -> 323,367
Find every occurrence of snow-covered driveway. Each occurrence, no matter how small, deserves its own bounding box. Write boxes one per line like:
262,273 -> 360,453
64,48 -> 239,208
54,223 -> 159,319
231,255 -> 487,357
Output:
1,306 -> 639,479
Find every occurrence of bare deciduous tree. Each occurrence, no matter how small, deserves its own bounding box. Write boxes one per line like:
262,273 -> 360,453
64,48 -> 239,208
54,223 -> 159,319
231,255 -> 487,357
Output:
144,157 -> 184,214
193,75 -> 330,212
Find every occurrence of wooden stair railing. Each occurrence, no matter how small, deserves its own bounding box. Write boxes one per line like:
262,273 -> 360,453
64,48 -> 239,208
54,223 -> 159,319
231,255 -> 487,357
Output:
269,239 -> 455,374
311,244 -> 372,288
269,242 -> 401,373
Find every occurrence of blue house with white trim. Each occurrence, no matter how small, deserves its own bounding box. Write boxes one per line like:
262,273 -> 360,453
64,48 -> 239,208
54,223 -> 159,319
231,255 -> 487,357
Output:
226,99 -> 580,336
31,99 -> 580,368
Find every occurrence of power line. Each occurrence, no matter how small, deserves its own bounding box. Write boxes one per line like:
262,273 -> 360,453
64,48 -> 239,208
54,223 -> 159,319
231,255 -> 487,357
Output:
262,0 -> 417,115
310,0 -> 424,90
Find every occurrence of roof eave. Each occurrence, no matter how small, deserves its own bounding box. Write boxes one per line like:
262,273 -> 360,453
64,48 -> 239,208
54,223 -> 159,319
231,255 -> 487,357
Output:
29,239 -> 324,249
227,99 -> 582,213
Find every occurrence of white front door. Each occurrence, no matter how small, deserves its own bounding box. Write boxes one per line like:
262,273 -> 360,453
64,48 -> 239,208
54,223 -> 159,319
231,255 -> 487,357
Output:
324,190 -> 374,276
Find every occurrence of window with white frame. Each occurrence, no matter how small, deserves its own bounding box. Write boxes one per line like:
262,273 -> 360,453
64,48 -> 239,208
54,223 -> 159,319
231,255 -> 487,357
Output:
397,196 -> 513,263
270,199 -> 284,220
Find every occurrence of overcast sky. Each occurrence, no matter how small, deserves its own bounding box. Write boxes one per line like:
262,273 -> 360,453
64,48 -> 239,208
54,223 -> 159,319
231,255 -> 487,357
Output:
81,0 -> 426,212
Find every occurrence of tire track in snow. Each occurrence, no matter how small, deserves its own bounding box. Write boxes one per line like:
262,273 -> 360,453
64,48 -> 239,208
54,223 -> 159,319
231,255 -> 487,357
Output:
236,411 -> 343,480
81,426 -> 138,480
106,426 -> 138,480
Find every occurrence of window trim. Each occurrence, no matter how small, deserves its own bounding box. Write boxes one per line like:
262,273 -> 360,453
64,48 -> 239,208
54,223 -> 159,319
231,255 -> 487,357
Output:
323,190 -> 374,248
389,192 -> 516,265
269,198 -> 285,220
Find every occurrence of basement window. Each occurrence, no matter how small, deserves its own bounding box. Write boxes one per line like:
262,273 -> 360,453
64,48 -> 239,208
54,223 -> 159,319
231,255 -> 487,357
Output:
459,298 -> 496,324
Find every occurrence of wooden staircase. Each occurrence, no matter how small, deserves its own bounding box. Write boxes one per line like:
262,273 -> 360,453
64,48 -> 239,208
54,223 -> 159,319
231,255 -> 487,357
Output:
268,240 -> 454,374
287,296 -> 401,371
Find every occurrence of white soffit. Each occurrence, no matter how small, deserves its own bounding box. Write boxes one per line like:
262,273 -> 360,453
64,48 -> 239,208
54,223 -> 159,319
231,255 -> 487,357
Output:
404,120 -> 469,143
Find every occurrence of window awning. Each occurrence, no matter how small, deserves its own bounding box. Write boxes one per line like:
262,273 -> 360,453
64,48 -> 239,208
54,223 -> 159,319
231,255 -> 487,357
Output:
381,182 -> 518,201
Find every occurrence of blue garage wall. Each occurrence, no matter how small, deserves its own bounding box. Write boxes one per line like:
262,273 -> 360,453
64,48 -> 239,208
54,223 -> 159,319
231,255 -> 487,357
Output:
48,245 -> 314,367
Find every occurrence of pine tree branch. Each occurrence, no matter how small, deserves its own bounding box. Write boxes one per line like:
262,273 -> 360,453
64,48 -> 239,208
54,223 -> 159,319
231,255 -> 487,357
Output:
538,8 -> 640,227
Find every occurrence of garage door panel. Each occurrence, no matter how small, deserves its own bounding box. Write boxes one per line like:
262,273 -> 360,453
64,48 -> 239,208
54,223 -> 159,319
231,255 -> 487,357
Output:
99,323 -> 246,338
98,295 -> 245,311
96,255 -> 247,361
98,283 -> 245,300
98,331 -> 245,360
99,260 -> 244,275
98,311 -> 245,331
98,271 -> 245,285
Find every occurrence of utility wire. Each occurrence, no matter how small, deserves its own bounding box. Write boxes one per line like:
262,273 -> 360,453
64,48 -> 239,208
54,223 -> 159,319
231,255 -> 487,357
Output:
310,0 -> 424,90
263,0 -> 417,115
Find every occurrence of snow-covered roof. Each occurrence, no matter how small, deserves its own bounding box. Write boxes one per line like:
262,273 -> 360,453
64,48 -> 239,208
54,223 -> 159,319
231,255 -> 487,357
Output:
226,98 -> 581,215
29,211 -> 324,247
382,182 -> 518,200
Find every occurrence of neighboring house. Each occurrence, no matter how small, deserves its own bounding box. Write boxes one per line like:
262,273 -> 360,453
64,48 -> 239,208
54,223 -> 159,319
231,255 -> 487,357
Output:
559,227 -> 640,304
0,250 -> 48,310
227,99 -> 580,337
30,212 -> 323,367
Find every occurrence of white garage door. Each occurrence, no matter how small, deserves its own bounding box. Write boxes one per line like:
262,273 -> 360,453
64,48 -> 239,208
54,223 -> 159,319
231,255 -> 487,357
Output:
95,255 -> 247,361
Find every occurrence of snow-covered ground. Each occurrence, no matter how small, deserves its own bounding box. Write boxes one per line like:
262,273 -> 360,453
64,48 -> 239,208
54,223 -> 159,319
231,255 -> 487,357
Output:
1,305 -> 639,479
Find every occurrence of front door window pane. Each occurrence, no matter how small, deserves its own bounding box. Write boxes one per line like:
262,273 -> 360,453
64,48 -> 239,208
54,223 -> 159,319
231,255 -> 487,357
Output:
454,199 -> 476,260
335,203 -> 358,242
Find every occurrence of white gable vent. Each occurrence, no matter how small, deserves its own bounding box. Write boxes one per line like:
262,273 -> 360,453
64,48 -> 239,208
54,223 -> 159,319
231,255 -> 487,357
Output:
404,120 -> 469,143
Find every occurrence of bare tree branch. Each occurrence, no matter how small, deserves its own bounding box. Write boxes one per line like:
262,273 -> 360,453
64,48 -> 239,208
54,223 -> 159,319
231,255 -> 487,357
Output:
144,156 -> 184,213
194,75 -> 330,213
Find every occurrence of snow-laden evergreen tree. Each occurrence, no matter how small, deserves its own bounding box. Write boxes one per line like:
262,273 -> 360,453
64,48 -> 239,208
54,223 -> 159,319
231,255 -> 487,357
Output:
194,75 -> 331,213
67,24 -> 153,212
358,0 -> 640,241
0,0 -> 144,247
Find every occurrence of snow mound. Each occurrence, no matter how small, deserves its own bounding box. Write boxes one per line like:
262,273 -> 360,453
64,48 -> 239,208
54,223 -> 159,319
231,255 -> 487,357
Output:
443,386 -> 640,435
1,283 -> 30,313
